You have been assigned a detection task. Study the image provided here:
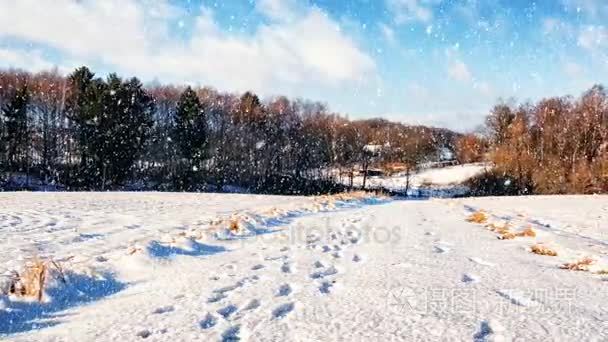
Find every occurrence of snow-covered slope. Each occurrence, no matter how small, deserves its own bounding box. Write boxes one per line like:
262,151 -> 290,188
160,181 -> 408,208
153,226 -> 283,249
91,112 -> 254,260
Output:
1,193 -> 608,341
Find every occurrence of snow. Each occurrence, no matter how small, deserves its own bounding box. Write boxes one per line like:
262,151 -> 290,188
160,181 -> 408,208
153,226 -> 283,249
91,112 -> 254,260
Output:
1,192 -> 608,341
347,163 -> 488,197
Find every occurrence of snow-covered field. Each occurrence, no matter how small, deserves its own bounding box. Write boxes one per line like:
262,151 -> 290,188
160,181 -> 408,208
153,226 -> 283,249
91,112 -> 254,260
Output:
349,163 -> 488,197
2,192 -> 608,341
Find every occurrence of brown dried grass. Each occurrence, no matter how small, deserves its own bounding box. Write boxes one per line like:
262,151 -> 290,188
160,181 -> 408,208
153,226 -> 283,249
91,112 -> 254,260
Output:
530,244 -> 558,256
467,211 -> 488,224
517,227 -> 537,238
229,219 -> 240,233
560,257 -> 595,271
8,259 -> 48,301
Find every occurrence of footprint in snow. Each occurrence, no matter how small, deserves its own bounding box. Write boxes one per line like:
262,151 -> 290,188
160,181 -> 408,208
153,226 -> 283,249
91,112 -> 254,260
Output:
243,299 -> 261,311
152,305 -> 175,314
208,292 -> 227,303
352,254 -> 363,263
281,262 -> 295,273
462,273 -> 479,284
318,280 -> 335,294
473,319 -> 505,342
331,251 -> 342,259
313,260 -> 325,268
221,325 -> 244,341
321,245 -> 332,253
280,246 -> 290,252
199,313 -> 218,329
496,289 -> 537,307
251,264 -> 264,271
217,304 -> 239,319
276,283 -> 293,297
272,302 -> 295,319
469,257 -> 496,267
433,245 -> 450,254
310,266 -> 338,279
136,329 -> 152,339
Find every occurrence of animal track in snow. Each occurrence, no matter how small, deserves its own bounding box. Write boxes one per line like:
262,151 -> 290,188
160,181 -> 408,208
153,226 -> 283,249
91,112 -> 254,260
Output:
496,289 -> 537,307
281,262 -> 295,273
352,254 -> 363,262
272,302 -> 295,319
276,283 -> 293,297
152,305 -> 175,314
462,273 -> 479,284
251,264 -> 265,270
318,280 -> 335,294
217,304 -> 238,319
243,299 -> 261,310
473,319 -> 505,342
469,257 -> 496,267
313,260 -> 325,268
221,325 -> 244,341
199,313 -> 218,329
208,292 -> 227,303
434,245 -> 451,254
310,265 -> 338,279
136,329 -> 152,339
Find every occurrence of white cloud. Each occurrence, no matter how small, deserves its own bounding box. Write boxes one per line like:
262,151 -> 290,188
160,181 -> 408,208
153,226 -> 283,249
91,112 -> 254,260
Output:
255,0 -> 299,22
0,0 -> 375,97
386,0 -> 441,24
447,60 -> 472,82
577,25 -> 608,50
379,23 -> 396,45
0,48 -> 56,72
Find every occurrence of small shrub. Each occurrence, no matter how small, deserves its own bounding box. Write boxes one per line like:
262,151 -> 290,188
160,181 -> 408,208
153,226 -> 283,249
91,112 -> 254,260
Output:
467,211 -> 488,224
560,257 -> 594,271
229,219 -> 240,233
517,227 -> 536,238
530,244 -> 557,256
8,260 -> 48,301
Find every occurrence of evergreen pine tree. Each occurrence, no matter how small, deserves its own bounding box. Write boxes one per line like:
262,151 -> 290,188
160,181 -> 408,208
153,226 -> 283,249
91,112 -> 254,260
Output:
173,87 -> 208,172
65,66 -> 104,187
98,75 -> 154,188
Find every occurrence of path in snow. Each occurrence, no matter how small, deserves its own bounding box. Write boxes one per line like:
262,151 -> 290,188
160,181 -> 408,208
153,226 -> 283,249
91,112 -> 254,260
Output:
1,194 -> 608,341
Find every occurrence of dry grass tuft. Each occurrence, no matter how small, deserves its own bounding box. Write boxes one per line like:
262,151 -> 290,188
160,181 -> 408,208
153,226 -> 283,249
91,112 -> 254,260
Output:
467,211 -> 488,224
594,269 -> 608,275
7,259 -> 48,301
517,227 -> 537,238
495,226 -> 536,240
127,246 -> 143,255
530,244 -> 558,256
229,219 -> 240,233
560,257 -> 595,271
498,231 -> 516,240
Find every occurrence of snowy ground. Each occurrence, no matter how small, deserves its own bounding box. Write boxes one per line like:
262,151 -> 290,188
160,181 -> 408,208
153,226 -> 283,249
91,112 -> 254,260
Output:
348,163 -> 488,197
1,192 -> 608,341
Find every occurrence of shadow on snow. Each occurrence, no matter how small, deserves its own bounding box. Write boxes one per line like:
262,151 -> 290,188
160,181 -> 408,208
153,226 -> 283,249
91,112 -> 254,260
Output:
0,271 -> 126,335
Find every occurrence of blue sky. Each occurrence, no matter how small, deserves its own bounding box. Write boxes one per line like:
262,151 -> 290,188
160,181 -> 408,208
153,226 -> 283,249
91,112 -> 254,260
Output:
1,0 -> 607,131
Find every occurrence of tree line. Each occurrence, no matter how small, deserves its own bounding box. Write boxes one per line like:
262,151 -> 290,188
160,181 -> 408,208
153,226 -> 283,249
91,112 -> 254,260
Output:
457,85 -> 608,195
0,67 -> 456,194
